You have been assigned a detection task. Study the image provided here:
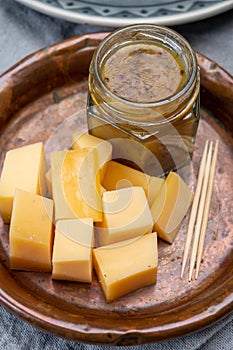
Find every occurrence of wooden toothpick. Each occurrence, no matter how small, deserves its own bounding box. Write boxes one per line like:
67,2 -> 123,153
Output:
181,140 -> 209,278
188,141 -> 213,281
195,140 -> 219,279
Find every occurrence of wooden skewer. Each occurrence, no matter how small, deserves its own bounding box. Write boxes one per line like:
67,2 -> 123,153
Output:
195,140 -> 219,279
180,140 -> 209,278
188,141 -> 213,281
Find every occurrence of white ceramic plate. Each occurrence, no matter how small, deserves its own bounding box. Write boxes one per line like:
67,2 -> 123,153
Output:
15,0 -> 233,26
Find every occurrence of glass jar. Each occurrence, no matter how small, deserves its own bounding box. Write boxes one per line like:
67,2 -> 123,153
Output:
87,24 -> 200,177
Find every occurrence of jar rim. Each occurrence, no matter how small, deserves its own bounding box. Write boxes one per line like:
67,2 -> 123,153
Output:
93,24 -> 198,109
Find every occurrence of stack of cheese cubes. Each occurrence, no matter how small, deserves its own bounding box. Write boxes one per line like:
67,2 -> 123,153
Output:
0,132 -> 192,302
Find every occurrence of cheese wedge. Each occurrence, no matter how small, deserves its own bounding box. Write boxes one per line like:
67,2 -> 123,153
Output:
72,131 -> 112,181
50,149 -> 102,222
0,142 -> 47,223
96,186 -> 153,246
94,232 -> 158,302
102,161 -> 163,207
151,172 -> 192,243
52,218 -> 94,282
9,189 -> 54,271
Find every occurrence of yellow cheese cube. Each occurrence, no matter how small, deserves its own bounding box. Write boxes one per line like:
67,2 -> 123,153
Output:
102,160 -> 149,192
9,189 -> 54,272
72,131 -> 112,181
0,142 -> 48,223
96,186 -> 153,246
52,219 -> 94,282
102,161 -> 163,207
93,232 -> 158,302
50,149 -> 102,222
151,172 -> 192,243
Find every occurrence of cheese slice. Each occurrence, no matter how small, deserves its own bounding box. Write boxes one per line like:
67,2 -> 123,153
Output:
50,149 -> 102,222
102,161 -> 163,207
9,189 -> 54,272
93,232 -> 158,302
72,131 -> 112,181
151,172 -> 192,243
96,186 -> 153,246
52,218 -> 94,282
0,142 -> 47,223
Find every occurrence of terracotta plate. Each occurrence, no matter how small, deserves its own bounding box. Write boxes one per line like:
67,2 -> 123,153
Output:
0,33 -> 232,345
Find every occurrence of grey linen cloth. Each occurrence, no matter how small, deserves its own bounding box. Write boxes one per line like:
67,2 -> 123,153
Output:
0,305 -> 233,350
0,1 -> 232,349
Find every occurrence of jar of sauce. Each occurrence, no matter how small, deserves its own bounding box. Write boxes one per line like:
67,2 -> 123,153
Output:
87,24 -> 200,176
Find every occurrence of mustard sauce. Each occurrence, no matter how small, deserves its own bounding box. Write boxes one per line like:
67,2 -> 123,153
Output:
101,42 -> 186,103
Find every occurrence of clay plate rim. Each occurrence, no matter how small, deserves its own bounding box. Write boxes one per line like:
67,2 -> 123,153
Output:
0,32 -> 232,345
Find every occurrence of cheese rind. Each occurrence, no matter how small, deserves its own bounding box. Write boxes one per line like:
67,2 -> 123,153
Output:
93,232 -> 158,302
9,189 -> 54,272
102,161 -> 163,207
0,142 -> 48,223
50,149 -> 102,222
52,218 -> 94,282
96,186 -> 153,246
72,132 -> 112,181
151,172 -> 192,243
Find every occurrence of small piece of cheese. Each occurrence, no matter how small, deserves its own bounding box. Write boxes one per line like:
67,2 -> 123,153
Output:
102,160 -> 149,193
0,142 -> 48,223
9,189 -> 54,272
50,149 -> 102,222
93,232 -> 158,302
96,186 -> 153,246
102,161 -> 163,207
72,131 -> 112,181
151,172 -> 192,243
52,218 -> 94,282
